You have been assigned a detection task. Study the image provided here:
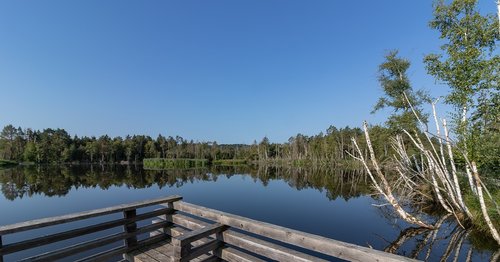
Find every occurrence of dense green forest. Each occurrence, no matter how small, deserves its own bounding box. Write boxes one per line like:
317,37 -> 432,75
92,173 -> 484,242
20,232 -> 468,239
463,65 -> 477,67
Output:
0,123 -> 393,166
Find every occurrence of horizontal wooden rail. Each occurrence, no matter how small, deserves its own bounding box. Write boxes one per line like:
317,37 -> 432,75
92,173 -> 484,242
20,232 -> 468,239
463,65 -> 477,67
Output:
0,195 -> 183,262
173,223 -> 227,247
19,221 -> 170,262
0,195 -> 182,235
162,224 -> 266,262
169,213 -> 329,262
1,207 -> 172,255
171,201 -> 419,262
1,196 -> 420,262
172,222 -> 227,261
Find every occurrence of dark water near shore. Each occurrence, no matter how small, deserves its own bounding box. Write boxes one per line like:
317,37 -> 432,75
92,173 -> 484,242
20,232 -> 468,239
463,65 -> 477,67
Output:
0,165 -> 497,261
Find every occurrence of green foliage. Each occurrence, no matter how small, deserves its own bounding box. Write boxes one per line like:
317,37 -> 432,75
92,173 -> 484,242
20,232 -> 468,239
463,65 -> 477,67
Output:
373,50 -> 429,133
464,188 -> 500,234
424,0 -> 499,155
425,0 -> 498,111
143,158 -> 208,169
0,123 -> 397,167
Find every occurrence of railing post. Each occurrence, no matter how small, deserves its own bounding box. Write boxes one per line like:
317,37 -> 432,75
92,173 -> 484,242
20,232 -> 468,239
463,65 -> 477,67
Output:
0,235 -> 4,262
123,209 -> 138,249
172,223 -> 227,261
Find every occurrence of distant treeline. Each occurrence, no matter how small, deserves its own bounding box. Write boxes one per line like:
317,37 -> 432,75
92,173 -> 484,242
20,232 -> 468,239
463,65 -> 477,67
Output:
0,124 -> 396,165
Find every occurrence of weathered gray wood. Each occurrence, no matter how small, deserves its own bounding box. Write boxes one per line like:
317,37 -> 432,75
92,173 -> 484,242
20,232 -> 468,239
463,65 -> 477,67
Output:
19,221 -> 170,262
172,201 -> 420,262
1,208 -> 173,255
139,242 -> 173,262
0,195 -> 182,235
130,219 -> 255,262
124,236 -> 172,262
173,223 -> 227,247
169,213 -> 210,230
171,223 -> 226,261
198,254 -> 220,262
168,213 -> 326,262
169,214 -> 323,261
180,239 -> 221,262
223,229 -> 328,262
73,245 -> 127,262
124,209 -> 138,248
214,247 -> 265,262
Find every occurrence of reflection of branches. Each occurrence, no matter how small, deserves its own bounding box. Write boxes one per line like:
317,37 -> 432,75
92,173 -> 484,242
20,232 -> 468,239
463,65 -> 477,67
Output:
378,213 -> 500,261
383,227 -> 429,254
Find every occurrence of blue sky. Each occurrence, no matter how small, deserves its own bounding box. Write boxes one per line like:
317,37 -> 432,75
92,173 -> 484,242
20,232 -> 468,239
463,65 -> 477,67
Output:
0,1 -> 496,144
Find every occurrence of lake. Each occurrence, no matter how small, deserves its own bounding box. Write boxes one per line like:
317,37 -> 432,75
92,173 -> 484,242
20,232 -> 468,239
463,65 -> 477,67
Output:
0,165 -> 497,261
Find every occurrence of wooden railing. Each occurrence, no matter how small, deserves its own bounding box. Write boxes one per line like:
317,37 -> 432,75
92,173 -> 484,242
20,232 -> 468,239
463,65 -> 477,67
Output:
149,201 -> 419,262
0,195 -> 182,262
1,195 -> 419,262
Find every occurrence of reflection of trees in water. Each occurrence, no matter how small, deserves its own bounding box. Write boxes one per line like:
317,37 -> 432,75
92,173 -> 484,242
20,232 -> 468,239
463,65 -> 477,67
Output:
251,165 -> 371,201
0,165 -> 370,202
1,165 -> 497,259
378,212 -> 498,261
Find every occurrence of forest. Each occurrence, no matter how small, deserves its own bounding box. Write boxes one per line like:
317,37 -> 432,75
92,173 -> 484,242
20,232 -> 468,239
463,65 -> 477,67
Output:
0,123 -> 389,166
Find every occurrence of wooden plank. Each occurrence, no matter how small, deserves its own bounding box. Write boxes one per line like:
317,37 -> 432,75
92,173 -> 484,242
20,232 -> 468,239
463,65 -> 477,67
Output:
169,213 -> 210,230
127,250 -> 158,262
1,208 -> 173,255
198,254 -> 220,262
0,195 -> 182,235
141,243 -> 172,262
169,214 -> 325,262
172,201 -> 419,262
19,221 -> 170,262
125,236 -> 172,262
214,247 -> 266,262
171,223 -> 226,260
150,241 -> 175,258
172,223 -> 227,247
223,230 -> 328,262
128,219 -> 259,262
181,239 -> 222,262
170,214 -> 310,262
73,245 -> 127,262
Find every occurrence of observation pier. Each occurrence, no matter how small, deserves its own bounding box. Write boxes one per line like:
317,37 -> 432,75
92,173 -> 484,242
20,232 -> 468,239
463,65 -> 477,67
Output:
0,195 -> 418,262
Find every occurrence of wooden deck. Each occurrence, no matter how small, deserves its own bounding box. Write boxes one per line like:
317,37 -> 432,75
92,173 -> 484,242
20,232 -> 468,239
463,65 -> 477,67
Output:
0,195 -> 420,262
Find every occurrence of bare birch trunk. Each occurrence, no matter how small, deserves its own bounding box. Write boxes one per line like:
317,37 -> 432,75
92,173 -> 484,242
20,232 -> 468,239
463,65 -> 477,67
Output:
351,122 -> 434,229
471,162 -> 500,246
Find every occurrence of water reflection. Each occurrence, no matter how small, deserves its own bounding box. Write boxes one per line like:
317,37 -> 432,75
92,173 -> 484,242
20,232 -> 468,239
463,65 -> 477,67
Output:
0,165 -> 371,202
382,214 -> 499,261
0,165 -> 497,261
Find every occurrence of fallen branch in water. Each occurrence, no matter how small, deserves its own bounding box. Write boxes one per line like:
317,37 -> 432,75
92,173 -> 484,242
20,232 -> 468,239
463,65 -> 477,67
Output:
351,94 -> 500,246
350,121 -> 434,229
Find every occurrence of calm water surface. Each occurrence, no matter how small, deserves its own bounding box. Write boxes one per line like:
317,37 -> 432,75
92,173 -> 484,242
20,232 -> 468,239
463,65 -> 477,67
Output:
0,165 -> 497,261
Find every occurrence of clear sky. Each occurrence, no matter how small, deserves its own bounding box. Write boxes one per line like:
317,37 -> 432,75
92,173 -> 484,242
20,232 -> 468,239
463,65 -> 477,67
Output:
0,1 -> 497,144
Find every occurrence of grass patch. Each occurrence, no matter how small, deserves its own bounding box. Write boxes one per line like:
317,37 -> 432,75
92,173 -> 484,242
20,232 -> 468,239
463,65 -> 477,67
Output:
143,158 -> 208,170
464,189 -> 500,234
